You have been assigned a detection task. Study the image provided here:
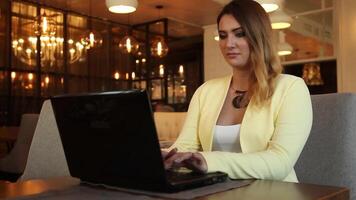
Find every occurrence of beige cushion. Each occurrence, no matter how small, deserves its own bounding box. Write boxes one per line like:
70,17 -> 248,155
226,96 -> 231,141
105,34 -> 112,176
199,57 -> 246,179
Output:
154,112 -> 187,141
0,114 -> 39,173
20,100 -> 70,181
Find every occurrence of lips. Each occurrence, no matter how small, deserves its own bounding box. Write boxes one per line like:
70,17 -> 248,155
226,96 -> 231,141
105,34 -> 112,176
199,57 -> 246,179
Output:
226,52 -> 240,58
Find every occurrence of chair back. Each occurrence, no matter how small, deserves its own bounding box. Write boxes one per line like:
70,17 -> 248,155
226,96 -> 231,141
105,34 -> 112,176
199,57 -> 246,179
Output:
154,112 -> 187,141
19,100 -> 70,181
0,114 -> 39,173
295,93 -> 356,200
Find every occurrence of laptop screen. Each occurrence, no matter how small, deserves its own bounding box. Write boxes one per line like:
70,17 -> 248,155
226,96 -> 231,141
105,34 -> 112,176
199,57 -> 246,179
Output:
51,90 -> 167,187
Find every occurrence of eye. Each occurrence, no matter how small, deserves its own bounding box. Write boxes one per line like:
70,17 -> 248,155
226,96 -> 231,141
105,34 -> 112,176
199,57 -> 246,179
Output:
218,31 -> 227,40
234,30 -> 246,38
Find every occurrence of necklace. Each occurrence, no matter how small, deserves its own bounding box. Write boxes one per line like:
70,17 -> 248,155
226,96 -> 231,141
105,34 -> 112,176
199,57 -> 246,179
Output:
231,90 -> 248,109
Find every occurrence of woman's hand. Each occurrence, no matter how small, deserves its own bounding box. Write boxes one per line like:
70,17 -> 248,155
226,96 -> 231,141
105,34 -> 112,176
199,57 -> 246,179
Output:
164,152 -> 208,173
161,148 -> 177,160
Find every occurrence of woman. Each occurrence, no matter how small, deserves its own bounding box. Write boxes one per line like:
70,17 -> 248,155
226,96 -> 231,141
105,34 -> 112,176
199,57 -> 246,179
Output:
163,0 -> 312,182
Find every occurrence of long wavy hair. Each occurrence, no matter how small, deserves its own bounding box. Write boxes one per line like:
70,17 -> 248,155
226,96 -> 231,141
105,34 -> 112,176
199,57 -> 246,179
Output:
217,0 -> 282,106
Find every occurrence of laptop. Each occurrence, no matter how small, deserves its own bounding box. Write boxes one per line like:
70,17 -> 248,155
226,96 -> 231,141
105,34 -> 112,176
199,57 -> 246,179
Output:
50,90 -> 227,192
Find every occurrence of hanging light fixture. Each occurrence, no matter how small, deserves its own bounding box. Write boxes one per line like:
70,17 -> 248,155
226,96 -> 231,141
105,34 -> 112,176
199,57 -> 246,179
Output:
302,63 -> 324,86
270,10 -> 293,29
254,0 -> 282,13
119,35 -> 139,53
33,9 -> 57,36
119,15 -> 139,54
151,37 -> 169,58
12,1 -> 86,66
80,0 -> 103,49
106,0 -> 138,14
278,31 -> 293,56
81,30 -> 103,49
151,5 -> 169,58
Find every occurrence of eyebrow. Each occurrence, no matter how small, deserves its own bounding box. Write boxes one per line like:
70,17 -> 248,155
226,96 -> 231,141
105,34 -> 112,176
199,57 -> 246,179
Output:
219,27 -> 244,32
232,27 -> 244,32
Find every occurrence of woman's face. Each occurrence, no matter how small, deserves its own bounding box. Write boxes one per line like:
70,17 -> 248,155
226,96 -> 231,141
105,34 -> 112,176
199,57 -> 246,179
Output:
218,14 -> 251,70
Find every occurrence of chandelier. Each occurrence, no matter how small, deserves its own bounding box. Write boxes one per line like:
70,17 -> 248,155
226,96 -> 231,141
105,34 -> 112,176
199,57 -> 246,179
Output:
12,36 -> 87,67
80,30 -> 103,49
33,11 -> 57,36
12,10 -> 86,67
302,63 -> 324,86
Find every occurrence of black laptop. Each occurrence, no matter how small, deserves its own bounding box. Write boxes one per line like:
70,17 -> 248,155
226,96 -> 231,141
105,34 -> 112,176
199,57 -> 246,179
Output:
50,90 -> 227,192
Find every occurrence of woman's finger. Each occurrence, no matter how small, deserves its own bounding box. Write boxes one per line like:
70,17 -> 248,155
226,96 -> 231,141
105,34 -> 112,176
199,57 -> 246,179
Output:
161,148 -> 177,160
184,153 -> 208,173
164,152 -> 192,170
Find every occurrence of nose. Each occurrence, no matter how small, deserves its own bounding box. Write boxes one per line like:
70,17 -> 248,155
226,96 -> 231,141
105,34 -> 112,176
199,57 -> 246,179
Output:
226,34 -> 236,48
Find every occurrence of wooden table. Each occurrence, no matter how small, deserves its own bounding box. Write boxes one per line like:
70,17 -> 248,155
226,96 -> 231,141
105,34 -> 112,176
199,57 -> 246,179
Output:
0,126 -> 19,153
0,177 -> 349,200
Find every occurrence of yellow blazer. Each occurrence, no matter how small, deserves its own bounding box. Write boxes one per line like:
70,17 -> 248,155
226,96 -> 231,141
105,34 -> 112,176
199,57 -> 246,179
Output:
170,74 -> 313,182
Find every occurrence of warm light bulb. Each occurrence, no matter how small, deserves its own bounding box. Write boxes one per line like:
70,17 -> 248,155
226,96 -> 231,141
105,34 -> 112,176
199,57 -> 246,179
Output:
159,64 -> 164,77
12,40 -> 18,47
89,32 -> 95,47
45,76 -> 50,84
126,73 -> 129,80
157,42 -> 163,56
131,72 -> 136,79
26,48 -> 32,58
179,65 -> 184,76
28,73 -> 33,81
42,17 -> 48,33
11,72 -> 16,80
114,72 -> 120,80
126,38 -> 132,53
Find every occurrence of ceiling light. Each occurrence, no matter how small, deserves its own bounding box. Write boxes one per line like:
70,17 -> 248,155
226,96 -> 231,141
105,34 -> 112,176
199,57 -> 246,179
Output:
150,6 -> 169,58
106,0 -> 138,14
278,45 -> 292,56
254,0 -> 281,13
270,10 -> 292,29
214,30 -> 219,41
278,31 -> 293,56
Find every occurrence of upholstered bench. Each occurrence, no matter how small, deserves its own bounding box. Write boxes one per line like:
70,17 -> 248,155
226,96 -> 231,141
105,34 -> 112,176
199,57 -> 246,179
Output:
153,112 -> 187,148
295,93 -> 356,200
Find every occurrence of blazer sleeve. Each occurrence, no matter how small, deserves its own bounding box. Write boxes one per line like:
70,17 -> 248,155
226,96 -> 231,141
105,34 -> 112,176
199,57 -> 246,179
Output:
200,79 -> 313,180
168,85 -> 204,152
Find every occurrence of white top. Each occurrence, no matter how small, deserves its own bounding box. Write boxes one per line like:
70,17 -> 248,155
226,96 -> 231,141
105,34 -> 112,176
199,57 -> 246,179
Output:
212,124 -> 242,153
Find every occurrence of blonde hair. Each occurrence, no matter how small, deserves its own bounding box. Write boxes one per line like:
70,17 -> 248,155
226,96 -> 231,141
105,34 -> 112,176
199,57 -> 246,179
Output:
217,0 -> 282,106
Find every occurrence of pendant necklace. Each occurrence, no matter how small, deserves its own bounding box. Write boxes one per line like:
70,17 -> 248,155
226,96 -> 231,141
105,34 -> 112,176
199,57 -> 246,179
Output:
231,89 -> 248,109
